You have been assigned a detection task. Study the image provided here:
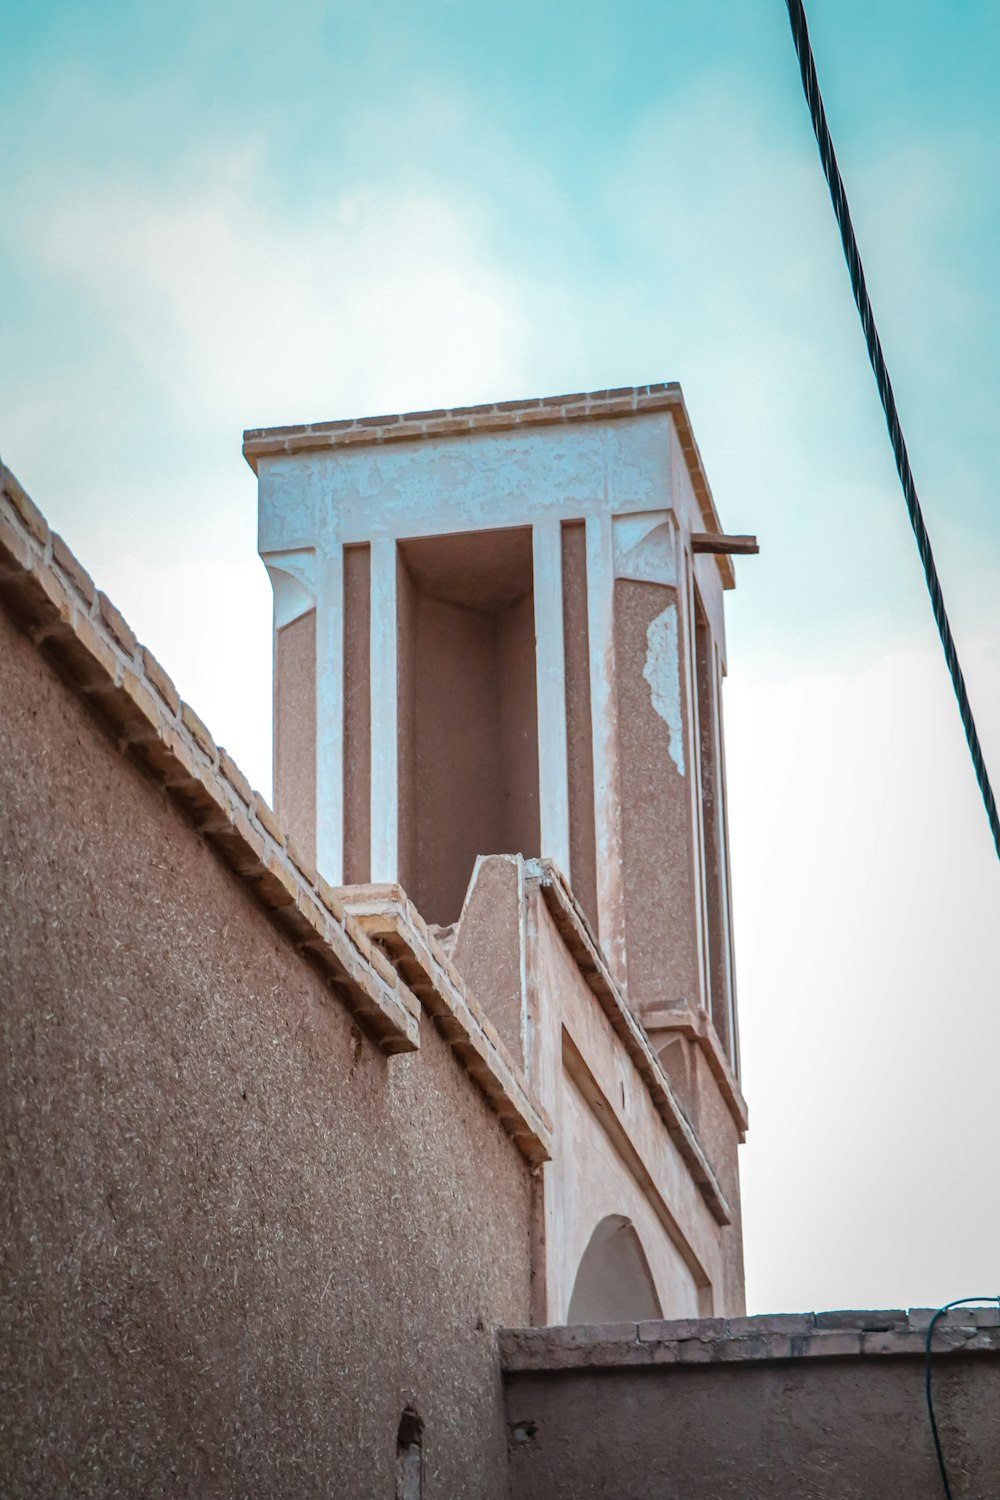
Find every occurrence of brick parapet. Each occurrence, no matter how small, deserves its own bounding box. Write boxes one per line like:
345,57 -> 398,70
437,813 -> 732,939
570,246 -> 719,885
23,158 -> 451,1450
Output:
242,383 -> 735,588
500,1308 -> 1000,1372
0,461 -> 551,1164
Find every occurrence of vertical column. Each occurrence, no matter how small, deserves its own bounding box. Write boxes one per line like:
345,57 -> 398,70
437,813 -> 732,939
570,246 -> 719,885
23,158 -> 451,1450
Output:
369,536 -> 399,883
532,518 -> 572,883
682,555 -> 710,1015
315,548 -> 344,885
711,651 -> 741,1075
585,512 -> 627,984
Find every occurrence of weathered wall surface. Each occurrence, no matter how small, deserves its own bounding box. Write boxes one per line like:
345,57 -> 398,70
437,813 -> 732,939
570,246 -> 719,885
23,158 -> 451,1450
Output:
527,893 -> 726,1321
0,602 -> 532,1499
502,1314 -> 1000,1500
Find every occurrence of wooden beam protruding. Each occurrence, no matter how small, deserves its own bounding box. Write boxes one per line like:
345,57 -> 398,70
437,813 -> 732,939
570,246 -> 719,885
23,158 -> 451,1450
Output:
691,533 -> 759,556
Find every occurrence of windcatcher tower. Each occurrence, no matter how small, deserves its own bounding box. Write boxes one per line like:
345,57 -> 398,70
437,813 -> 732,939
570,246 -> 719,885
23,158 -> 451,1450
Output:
245,383 -> 752,1318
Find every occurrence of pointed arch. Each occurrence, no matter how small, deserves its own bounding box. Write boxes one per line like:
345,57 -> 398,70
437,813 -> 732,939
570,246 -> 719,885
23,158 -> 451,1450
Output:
567,1214 -> 663,1324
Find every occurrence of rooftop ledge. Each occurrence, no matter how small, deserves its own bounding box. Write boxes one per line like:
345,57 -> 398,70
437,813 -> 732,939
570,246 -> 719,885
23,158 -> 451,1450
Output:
500,1308 -> 1000,1373
242,382 -> 736,588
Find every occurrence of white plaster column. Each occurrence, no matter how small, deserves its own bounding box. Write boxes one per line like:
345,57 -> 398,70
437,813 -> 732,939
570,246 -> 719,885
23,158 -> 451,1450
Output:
315,548 -> 344,885
532,517 -> 572,883
585,511 -> 627,984
369,536 -> 399,883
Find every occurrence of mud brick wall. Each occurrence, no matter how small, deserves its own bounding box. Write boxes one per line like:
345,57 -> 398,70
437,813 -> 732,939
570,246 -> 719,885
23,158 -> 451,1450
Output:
0,473 -> 534,1500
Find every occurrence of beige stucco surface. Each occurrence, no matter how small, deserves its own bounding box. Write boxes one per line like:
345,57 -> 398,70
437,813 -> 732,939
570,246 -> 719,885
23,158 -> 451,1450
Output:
505,1351 -> 1000,1499
525,892 -> 730,1320
615,576 -> 699,1014
274,605 -> 316,869
452,856 -> 527,1068
0,604 -> 532,1499
557,1075 -> 702,1319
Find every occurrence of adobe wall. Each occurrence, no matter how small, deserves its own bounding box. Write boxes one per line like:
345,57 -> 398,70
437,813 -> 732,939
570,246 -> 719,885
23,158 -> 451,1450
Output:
502,1313 -> 1000,1500
528,895 -> 708,1319
0,597 -> 533,1499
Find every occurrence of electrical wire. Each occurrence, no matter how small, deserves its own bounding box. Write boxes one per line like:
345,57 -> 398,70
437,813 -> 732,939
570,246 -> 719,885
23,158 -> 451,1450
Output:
924,1296 -> 1000,1498
782,0 -> 1000,864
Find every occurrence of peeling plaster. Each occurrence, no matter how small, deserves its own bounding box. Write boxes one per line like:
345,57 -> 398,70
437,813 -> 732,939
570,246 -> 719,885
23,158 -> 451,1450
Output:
643,604 -> 685,777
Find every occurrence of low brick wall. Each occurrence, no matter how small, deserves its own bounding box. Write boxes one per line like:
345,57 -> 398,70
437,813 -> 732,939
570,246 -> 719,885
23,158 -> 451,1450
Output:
502,1311 -> 1000,1500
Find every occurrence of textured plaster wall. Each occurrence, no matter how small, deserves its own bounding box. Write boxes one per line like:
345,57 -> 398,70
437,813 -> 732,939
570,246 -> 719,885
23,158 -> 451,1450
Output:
0,606 -> 532,1499
274,606 -> 316,870
527,896 -> 721,1321
257,417 -> 674,554
505,1357 -> 1000,1500
615,577 -> 700,1015
689,1046 -> 745,1314
452,856 -> 527,1068
560,521 -> 597,930
342,543 -> 371,883
497,591 -> 541,871
401,574 -> 538,928
557,1077 -> 701,1320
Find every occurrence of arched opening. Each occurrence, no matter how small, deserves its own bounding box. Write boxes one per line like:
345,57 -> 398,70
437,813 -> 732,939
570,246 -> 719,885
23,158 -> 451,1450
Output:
395,1407 -> 423,1500
567,1214 -> 663,1324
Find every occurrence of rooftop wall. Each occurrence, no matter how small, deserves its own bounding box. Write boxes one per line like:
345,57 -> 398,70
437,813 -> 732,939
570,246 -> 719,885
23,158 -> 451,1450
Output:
502,1311 -> 1000,1500
0,471 -> 539,1498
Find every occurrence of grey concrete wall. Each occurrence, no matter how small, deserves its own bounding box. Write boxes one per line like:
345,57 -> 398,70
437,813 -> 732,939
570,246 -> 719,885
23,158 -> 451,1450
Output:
503,1315 -> 1000,1500
0,601 -> 533,1499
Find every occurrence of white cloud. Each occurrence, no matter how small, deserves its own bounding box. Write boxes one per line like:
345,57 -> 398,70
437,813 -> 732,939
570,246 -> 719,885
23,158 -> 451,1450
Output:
27,150 -> 533,434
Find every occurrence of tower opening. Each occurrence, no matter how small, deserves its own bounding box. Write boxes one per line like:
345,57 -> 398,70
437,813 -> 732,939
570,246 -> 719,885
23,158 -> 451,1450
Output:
397,527 -> 539,927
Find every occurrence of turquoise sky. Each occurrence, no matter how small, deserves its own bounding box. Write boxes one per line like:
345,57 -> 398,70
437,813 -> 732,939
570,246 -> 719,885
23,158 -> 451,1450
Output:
3,2 -> 999,1313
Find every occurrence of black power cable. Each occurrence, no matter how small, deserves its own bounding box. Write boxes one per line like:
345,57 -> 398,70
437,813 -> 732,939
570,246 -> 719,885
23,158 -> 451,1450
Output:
783,0 -> 1000,863
924,1297 -> 1000,1498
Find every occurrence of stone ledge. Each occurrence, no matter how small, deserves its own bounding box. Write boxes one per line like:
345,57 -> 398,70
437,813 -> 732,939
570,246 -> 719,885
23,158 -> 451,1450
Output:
525,859 -> 732,1226
499,1308 -> 1000,1372
0,462 -> 419,1057
242,383 -> 735,589
340,884 -> 553,1167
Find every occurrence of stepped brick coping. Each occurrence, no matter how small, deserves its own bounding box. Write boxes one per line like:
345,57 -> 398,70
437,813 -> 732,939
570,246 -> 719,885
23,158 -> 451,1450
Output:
500,1309 -> 1000,1373
340,886 -> 552,1166
525,860 -> 732,1227
642,1001 -> 749,1135
242,382 -> 736,589
0,461 -> 548,1163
